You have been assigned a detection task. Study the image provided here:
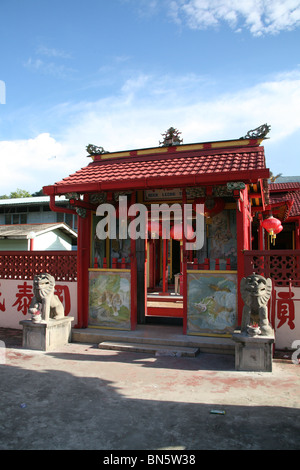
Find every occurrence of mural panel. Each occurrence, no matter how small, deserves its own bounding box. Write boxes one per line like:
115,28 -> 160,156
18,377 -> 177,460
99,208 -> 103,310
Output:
208,210 -> 237,270
89,270 -> 131,329
187,271 -> 237,336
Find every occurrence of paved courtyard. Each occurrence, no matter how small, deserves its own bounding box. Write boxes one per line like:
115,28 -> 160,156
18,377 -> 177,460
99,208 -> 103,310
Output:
0,328 -> 300,451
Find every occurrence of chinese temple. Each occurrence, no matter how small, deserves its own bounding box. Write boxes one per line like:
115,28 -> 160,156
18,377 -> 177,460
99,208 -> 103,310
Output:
43,126 -> 271,338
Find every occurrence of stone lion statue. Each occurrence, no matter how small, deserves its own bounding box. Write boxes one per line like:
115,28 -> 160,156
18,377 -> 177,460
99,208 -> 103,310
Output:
240,273 -> 273,336
28,273 -> 65,322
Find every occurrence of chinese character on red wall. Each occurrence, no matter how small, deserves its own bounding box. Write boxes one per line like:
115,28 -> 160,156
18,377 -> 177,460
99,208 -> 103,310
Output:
0,283 -> 5,312
54,285 -> 71,316
277,291 -> 295,330
12,282 -> 33,316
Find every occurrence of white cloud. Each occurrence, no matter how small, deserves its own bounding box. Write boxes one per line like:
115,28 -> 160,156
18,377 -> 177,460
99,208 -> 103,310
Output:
169,0 -> 300,36
24,58 -> 75,79
36,45 -> 71,59
1,68 -> 300,195
0,133 -> 73,195
24,44 -> 74,78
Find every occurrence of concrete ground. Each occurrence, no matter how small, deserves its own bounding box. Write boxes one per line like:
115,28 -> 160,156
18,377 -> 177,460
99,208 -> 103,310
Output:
0,327 -> 300,451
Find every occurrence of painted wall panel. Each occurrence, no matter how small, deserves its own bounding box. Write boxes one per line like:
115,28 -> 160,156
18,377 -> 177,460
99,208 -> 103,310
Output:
187,271 -> 237,336
89,270 -> 131,330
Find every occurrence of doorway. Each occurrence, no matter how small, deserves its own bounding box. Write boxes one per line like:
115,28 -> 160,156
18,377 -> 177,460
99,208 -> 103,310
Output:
145,236 -> 184,325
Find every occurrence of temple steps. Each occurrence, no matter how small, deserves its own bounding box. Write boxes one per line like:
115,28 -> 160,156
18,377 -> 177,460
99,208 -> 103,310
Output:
72,325 -> 235,356
98,341 -> 200,357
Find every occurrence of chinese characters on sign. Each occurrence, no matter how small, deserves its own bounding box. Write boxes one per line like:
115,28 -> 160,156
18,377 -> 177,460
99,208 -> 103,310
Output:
0,281 -> 71,316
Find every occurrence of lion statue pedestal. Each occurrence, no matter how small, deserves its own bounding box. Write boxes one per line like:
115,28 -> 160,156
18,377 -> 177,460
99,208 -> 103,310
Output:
232,273 -> 275,372
19,273 -> 74,351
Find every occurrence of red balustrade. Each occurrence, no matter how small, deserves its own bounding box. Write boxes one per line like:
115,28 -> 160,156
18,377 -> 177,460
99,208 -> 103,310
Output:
0,251 -> 77,281
244,250 -> 300,287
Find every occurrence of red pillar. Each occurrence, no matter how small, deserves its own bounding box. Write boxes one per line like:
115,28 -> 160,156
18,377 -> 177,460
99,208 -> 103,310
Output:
257,214 -> 264,250
295,219 -> 300,250
182,188 -> 187,335
29,238 -> 34,251
236,187 -> 251,326
130,192 -> 137,330
163,237 -> 167,293
76,197 -> 91,328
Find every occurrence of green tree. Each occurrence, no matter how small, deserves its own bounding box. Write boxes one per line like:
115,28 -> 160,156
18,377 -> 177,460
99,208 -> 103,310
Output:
7,189 -> 32,198
31,189 -> 44,197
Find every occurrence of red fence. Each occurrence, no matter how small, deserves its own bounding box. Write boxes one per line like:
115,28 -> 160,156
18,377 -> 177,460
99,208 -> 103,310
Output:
0,251 -> 77,282
244,250 -> 300,287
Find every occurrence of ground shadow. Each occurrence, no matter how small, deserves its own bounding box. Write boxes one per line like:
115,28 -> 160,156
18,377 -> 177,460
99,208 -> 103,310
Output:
1,360 -> 300,450
47,346 -> 236,372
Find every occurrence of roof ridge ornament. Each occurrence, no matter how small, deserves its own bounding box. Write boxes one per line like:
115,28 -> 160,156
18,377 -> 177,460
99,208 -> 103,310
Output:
159,127 -> 183,146
240,123 -> 271,140
86,144 -> 109,156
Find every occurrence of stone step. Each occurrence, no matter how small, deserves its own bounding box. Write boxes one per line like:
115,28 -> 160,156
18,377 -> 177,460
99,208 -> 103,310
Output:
98,341 -> 200,357
72,327 -> 235,355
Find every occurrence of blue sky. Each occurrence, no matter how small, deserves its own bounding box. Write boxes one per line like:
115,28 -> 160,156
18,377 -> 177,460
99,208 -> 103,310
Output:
1,0 -> 300,195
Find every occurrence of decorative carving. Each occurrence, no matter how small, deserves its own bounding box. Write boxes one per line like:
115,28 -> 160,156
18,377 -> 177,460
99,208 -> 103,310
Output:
240,273 -> 273,336
76,207 -> 87,218
159,127 -> 183,146
186,187 -> 206,198
90,193 -> 107,205
28,273 -> 65,322
188,185 -> 243,199
113,191 -> 132,202
86,144 -> 108,155
240,124 -> 271,140
227,182 -> 246,191
213,185 -> 232,197
65,192 -> 80,200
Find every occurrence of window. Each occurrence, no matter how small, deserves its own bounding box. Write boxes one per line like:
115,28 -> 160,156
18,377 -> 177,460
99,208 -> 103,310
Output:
5,213 -> 28,224
56,212 -> 77,231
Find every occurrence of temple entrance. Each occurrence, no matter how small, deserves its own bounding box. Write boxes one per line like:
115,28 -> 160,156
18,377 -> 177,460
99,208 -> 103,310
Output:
144,236 -> 184,325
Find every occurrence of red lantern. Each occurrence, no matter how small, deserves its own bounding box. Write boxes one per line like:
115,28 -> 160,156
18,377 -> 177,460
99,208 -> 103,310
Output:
274,224 -> 283,235
170,223 -> 195,241
194,197 -> 225,218
262,216 -> 282,245
261,216 -> 281,233
148,220 -> 161,238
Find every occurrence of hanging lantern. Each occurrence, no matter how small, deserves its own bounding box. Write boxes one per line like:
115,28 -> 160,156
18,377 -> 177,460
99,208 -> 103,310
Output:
147,220 -> 162,239
194,197 -> 225,218
261,216 -> 282,245
170,223 -> 195,241
274,224 -> 283,233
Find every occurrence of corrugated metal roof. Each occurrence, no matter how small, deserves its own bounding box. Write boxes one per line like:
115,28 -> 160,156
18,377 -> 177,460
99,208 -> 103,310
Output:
0,223 -> 77,239
0,196 -> 68,206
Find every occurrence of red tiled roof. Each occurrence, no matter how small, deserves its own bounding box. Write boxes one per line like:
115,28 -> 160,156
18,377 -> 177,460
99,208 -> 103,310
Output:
290,191 -> 300,218
269,184 -> 300,219
269,193 -> 294,220
269,182 -> 300,192
44,145 -> 268,194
